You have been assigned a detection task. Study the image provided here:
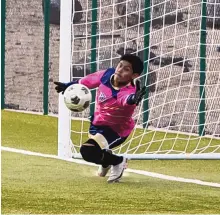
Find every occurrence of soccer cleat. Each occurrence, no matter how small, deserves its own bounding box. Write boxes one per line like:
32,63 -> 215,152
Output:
97,165 -> 111,177
107,157 -> 128,183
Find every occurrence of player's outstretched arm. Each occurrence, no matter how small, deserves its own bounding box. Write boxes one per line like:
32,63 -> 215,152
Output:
127,80 -> 146,105
54,70 -> 106,94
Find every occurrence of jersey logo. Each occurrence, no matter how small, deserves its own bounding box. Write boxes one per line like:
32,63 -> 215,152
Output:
99,92 -> 107,102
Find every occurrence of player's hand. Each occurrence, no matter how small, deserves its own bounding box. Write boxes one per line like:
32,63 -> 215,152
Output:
127,80 -> 146,105
133,80 -> 147,105
54,81 -> 69,94
54,80 -> 79,94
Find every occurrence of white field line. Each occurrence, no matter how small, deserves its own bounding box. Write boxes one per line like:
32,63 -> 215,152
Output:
2,146 -> 220,188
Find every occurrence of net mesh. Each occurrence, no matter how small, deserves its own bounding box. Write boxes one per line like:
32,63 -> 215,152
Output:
68,0 -> 220,155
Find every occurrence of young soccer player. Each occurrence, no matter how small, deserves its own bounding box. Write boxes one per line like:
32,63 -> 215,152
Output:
54,54 -> 146,183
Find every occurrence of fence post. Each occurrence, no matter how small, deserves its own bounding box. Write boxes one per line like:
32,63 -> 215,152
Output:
43,0 -> 50,115
1,0 -> 6,110
90,0 -> 97,115
199,0 -> 207,136
143,0 -> 151,128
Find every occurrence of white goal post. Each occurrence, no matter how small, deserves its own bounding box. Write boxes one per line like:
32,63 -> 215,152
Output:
58,0 -> 220,160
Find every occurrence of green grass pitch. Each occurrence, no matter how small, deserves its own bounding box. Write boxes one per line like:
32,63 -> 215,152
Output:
1,110 -> 220,214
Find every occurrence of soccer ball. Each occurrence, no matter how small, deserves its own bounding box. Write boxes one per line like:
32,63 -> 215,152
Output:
63,84 -> 92,112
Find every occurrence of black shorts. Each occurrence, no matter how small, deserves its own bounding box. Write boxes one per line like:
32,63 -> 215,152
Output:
89,123 -> 128,149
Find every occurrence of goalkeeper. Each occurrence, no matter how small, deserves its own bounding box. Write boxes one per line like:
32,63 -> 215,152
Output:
54,54 -> 146,183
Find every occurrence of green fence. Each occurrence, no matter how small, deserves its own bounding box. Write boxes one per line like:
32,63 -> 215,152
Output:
1,0 -> 60,114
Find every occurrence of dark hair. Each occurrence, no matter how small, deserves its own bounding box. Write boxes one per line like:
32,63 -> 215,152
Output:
120,54 -> 144,75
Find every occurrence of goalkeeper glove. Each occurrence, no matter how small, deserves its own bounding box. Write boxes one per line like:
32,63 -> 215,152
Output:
127,80 -> 146,105
54,81 -> 78,94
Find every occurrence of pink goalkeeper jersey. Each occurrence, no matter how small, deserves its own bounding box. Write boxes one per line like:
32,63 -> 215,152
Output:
79,68 -> 137,137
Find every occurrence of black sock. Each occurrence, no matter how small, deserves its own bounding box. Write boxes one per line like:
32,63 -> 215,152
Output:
102,164 -> 109,168
102,149 -> 113,167
102,150 -> 123,166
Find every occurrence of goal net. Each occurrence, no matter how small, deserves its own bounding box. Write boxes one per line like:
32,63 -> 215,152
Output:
58,0 -> 220,159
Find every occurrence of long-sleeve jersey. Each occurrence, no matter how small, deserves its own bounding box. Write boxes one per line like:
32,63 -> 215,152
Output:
79,68 -> 137,137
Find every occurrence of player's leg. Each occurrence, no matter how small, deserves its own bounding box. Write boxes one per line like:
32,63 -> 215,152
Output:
80,139 -> 124,166
106,137 -> 129,183
107,156 -> 128,183
80,139 -> 128,182
97,149 -> 112,177
88,123 -> 129,182
88,124 -> 114,177
79,139 -> 103,164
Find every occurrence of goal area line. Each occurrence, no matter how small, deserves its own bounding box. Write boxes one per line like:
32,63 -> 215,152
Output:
2,146 -> 220,188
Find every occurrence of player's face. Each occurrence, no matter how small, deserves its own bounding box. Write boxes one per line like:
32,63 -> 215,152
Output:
114,60 -> 139,85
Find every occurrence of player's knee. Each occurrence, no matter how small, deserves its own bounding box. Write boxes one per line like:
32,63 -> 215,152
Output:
80,139 -> 103,164
80,145 -> 102,163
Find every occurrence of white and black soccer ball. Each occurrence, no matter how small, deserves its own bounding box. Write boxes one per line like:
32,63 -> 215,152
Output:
63,84 -> 92,112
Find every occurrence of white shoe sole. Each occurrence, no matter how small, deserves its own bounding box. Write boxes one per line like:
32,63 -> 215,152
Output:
107,159 -> 128,183
107,171 -> 124,183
